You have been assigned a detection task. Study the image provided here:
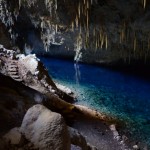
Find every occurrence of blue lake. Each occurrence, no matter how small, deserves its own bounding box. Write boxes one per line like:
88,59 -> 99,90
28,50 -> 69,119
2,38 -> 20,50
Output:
39,56 -> 150,146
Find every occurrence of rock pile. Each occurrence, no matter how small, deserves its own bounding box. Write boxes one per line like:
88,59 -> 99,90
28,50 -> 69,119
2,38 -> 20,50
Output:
0,104 -> 96,150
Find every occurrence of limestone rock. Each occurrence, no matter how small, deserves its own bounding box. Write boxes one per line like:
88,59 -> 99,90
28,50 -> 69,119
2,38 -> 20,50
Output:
18,54 -> 39,75
20,104 -> 71,150
56,83 -> 73,95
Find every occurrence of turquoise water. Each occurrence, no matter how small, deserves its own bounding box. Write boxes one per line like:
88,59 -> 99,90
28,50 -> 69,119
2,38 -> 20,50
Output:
40,57 -> 150,146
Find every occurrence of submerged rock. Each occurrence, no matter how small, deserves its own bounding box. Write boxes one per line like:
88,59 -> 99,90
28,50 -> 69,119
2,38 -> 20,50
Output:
21,104 -> 71,150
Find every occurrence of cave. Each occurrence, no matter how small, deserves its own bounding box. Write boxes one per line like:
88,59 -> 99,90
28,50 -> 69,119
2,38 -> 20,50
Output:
0,0 -> 150,150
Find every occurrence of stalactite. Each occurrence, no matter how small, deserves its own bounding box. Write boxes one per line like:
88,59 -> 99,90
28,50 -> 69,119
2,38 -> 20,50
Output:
19,0 -> 21,9
75,15 -> 79,28
143,0 -> 146,9
79,23 -> 82,34
148,38 -> 150,50
105,34 -> 108,49
86,10 -> 89,29
134,37 -> 136,51
101,34 -> 104,49
55,0 -> 57,10
120,30 -> 122,44
55,24 -> 58,33
91,0 -> 93,5
74,33 -> 83,62
78,2 -> 80,18
87,0 -> 89,9
41,19 -> 45,31
14,10 -> 19,20
71,21 -> 74,31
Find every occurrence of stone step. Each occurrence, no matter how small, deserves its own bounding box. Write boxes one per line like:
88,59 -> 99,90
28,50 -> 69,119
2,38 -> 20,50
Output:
9,64 -> 17,66
10,62 -> 17,65
7,62 -> 17,65
9,72 -> 18,75
8,66 -> 18,69
14,78 -> 22,82
8,69 -> 17,72
11,75 -> 20,79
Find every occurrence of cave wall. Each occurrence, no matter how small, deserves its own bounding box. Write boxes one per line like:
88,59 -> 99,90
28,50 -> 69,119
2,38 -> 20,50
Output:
0,0 -> 150,65
0,22 -> 11,48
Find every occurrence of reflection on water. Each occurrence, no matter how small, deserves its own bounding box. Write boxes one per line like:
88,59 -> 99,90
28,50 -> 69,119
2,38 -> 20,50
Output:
74,63 -> 81,84
39,56 -> 150,147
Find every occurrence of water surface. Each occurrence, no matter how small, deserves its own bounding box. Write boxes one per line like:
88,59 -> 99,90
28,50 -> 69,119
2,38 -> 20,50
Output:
39,57 -> 150,146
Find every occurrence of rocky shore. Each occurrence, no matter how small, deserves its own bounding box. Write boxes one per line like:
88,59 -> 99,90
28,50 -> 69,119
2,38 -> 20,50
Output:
0,44 -> 140,150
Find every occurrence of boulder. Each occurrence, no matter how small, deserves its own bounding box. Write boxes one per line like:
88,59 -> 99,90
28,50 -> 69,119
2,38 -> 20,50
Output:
20,104 -> 71,150
3,127 -> 23,145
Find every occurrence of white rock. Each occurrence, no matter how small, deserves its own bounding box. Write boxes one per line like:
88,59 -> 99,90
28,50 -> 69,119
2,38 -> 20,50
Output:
19,54 -> 39,75
56,83 -> 73,95
20,104 -> 70,150
133,145 -> 139,150
51,89 -> 55,93
109,124 -> 116,131
16,54 -> 25,59
0,44 -> 4,49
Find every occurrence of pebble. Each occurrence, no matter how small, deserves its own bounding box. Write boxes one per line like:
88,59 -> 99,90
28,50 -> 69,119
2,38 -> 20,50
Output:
133,145 -> 139,150
109,124 -> 116,131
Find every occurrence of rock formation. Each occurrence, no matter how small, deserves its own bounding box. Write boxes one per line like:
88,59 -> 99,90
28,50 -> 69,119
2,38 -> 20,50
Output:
21,104 -> 71,150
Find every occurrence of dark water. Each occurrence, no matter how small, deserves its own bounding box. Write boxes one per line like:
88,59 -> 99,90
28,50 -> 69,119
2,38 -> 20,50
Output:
39,57 -> 150,147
